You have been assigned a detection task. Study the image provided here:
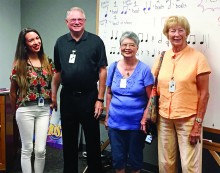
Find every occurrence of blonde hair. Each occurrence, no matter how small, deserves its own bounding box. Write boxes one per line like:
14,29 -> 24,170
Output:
163,16 -> 190,39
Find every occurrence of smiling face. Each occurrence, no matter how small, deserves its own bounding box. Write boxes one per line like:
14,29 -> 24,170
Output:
168,25 -> 187,50
66,9 -> 86,34
120,38 -> 138,59
163,16 -> 190,52
25,31 -> 41,54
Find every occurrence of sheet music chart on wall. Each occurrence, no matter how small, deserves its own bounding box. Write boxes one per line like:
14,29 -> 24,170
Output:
98,0 -> 220,130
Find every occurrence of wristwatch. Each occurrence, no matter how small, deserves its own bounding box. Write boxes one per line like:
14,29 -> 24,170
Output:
97,98 -> 104,103
195,117 -> 203,124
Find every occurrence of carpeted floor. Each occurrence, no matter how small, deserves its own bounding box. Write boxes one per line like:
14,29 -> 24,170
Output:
10,145 -> 158,173
11,146 -> 115,173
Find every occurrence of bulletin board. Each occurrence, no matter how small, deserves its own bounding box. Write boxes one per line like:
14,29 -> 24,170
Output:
97,0 -> 220,130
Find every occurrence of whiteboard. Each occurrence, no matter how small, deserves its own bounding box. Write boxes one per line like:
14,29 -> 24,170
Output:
97,0 -> 220,130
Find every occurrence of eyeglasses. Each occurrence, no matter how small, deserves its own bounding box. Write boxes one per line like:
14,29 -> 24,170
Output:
120,43 -> 137,49
69,18 -> 85,23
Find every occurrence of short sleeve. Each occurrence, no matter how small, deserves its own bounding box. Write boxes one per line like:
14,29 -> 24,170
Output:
10,66 -> 17,81
197,53 -> 211,75
143,65 -> 154,86
48,57 -> 57,74
106,62 -> 117,87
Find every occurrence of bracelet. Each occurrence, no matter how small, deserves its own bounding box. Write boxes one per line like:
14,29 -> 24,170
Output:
97,98 -> 104,103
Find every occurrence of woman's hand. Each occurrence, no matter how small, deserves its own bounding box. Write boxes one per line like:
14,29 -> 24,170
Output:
189,122 -> 202,145
140,115 -> 147,133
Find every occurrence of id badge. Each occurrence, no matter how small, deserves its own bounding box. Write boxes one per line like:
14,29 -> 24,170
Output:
38,97 -> 44,107
69,54 -> 76,63
169,80 -> 176,93
145,134 -> 153,144
120,78 -> 127,88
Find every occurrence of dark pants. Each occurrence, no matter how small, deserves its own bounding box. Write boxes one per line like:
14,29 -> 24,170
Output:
60,87 -> 102,173
108,128 -> 145,171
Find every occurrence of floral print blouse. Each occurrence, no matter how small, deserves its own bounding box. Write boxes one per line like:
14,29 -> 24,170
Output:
10,58 -> 56,107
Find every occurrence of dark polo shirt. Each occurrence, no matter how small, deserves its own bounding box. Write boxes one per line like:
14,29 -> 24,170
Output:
54,31 -> 108,91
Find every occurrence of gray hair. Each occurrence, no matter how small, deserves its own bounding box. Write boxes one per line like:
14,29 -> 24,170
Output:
66,7 -> 86,19
119,31 -> 140,46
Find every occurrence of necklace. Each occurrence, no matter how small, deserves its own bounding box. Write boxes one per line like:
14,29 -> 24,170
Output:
123,59 -> 138,77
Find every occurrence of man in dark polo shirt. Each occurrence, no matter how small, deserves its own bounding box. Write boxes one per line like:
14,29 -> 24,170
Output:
51,7 -> 108,173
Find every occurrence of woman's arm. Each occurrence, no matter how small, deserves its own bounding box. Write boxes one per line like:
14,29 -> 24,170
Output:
141,84 -> 153,133
9,79 -> 18,115
189,72 -> 210,145
104,86 -> 112,128
196,73 -> 210,120
51,72 -> 61,111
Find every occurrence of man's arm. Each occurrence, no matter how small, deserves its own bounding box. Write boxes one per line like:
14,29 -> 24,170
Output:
98,66 -> 107,100
94,66 -> 107,119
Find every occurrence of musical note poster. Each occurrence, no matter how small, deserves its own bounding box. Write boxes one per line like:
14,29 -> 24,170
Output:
97,0 -> 220,129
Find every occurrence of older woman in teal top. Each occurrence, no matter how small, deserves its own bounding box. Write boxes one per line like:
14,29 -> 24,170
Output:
105,31 -> 154,173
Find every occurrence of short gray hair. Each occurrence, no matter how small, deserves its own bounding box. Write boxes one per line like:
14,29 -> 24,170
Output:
119,31 -> 140,46
66,7 -> 86,19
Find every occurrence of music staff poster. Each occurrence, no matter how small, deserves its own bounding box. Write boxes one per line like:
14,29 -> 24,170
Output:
97,0 -> 220,129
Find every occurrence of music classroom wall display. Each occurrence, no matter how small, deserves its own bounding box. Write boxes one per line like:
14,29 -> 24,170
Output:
97,0 -> 220,129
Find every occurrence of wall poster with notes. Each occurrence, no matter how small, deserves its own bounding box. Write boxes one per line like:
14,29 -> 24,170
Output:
97,0 -> 220,130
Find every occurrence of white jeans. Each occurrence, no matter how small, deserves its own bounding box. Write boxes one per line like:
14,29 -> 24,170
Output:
16,105 -> 50,173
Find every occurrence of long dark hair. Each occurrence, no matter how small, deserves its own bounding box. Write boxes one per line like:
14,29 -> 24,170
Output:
15,28 -> 45,61
13,28 -> 52,97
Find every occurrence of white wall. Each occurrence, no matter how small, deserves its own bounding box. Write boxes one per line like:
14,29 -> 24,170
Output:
97,0 -> 220,130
